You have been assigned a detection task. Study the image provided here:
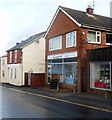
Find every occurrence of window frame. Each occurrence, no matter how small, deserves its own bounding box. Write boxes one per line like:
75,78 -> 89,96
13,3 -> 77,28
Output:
66,31 -> 77,48
14,68 -> 16,79
106,32 -> 112,45
14,50 -> 17,63
87,30 -> 101,44
11,68 -> 13,79
9,51 -> 12,63
2,70 -> 5,77
49,35 -> 62,51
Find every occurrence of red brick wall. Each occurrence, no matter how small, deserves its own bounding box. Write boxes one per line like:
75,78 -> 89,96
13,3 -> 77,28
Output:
7,50 -> 22,64
31,73 -> 45,87
45,10 -> 111,92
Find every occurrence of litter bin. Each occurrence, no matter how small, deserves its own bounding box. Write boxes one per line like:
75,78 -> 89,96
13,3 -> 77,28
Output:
50,78 -> 58,89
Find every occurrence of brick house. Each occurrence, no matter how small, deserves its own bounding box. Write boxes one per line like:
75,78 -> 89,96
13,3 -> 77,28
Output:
45,6 -> 112,93
6,31 -> 46,87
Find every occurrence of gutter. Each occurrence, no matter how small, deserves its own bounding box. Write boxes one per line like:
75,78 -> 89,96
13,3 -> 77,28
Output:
81,25 -> 112,32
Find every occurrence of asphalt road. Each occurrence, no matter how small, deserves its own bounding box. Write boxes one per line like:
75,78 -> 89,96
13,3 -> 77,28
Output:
0,86 -> 111,119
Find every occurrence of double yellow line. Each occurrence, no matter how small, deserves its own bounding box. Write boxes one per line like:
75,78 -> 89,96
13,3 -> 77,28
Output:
5,87 -> 112,113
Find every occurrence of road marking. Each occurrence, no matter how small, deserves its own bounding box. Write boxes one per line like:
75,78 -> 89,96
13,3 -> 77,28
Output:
3,87 -> 112,113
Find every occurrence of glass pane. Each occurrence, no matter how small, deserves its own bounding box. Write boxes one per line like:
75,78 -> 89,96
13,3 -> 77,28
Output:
88,31 -> 96,42
64,57 -> 77,62
52,59 -> 62,63
51,64 -> 62,82
90,62 -> 111,89
63,63 -> 77,84
66,31 -> 76,47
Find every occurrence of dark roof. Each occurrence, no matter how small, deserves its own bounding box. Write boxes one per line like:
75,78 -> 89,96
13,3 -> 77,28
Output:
87,46 -> 112,61
60,6 -> 112,30
7,31 -> 46,52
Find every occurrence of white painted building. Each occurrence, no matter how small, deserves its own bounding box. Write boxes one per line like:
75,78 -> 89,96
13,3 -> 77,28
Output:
0,55 -> 8,83
7,31 -> 46,86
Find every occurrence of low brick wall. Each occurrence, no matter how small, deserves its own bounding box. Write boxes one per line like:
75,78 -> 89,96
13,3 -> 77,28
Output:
31,73 -> 45,87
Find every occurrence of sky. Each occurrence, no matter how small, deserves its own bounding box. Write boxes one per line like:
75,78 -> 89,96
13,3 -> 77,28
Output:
0,0 -> 111,56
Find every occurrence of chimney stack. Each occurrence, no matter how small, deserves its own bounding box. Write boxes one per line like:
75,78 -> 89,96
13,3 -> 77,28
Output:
86,5 -> 93,15
16,42 -> 20,45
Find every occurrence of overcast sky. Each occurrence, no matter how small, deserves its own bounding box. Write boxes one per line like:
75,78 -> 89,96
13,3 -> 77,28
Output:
0,0 -> 111,56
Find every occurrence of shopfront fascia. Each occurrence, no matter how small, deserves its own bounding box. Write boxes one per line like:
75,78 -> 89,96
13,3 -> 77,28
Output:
47,51 -> 77,85
87,47 -> 112,91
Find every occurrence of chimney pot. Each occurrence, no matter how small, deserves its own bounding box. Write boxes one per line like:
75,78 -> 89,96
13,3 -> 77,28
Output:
16,42 -> 20,45
86,5 -> 93,15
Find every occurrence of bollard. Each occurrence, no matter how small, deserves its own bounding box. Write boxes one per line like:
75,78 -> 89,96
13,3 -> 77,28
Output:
73,88 -> 76,94
57,85 -> 60,92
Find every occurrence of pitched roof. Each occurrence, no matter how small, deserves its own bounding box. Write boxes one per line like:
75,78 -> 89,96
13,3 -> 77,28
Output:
45,6 -> 112,36
0,54 -> 7,58
7,31 -> 46,52
60,6 -> 112,30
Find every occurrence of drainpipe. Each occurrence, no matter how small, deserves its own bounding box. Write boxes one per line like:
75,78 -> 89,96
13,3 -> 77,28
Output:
21,50 -> 23,86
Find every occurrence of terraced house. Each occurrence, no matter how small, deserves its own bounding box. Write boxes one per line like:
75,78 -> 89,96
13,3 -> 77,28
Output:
7,31 -> 46,87
0,54 -> 8,83
45,6 -> 112,93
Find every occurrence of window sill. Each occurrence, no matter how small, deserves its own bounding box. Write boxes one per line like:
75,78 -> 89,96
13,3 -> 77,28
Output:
106,43 -> 112,46
66,45 -> 76,48
87,42 -> 101,45
49,48 -> 62,51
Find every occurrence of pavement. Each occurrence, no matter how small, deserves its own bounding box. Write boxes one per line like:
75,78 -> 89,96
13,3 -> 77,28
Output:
1,83 -> 112,112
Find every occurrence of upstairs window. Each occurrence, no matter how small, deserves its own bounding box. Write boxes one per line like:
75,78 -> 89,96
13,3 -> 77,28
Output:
87,30 -> 101,43
106,33 -> 112,45
9,51 -> 12,63
66,31 -> 76,48
49,36 -> 62,51
14,50 -> 17,63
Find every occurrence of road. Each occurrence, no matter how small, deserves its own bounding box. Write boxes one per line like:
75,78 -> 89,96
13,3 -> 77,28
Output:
0,86 -> 111,119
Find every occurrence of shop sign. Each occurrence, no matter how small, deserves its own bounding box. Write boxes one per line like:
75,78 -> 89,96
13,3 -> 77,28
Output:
48,51 -> 77,60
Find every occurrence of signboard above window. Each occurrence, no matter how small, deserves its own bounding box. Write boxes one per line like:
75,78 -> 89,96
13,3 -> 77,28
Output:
48,51 -> 77,60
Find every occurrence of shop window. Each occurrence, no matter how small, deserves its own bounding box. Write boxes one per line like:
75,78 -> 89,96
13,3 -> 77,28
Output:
49,36 -> 62,51
63,63 -> 77,84
106,33 -> 112,45
90,62 -> 111,90
66,31 -> 76,48
87,30 -> 101,43
48,59 -> 77,84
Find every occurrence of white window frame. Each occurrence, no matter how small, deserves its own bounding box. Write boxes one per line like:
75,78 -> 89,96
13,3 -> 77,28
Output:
66,31 -> 76,48
14,50 -> 17,63
87,30 -> 101,44
49,35 -> 62,51
9,51 -> 12,63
